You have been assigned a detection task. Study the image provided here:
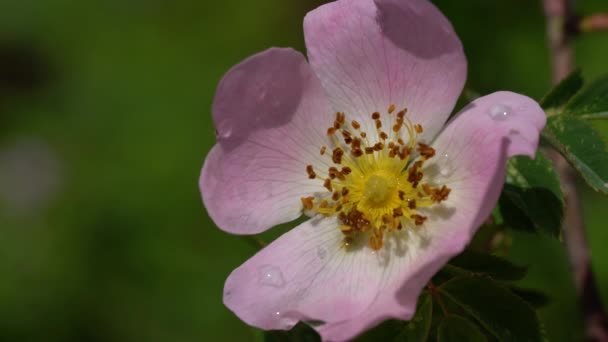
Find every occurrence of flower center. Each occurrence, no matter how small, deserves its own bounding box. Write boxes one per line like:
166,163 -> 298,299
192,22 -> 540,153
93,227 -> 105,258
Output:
301,105 -> 451,250
363,174 -> 394,206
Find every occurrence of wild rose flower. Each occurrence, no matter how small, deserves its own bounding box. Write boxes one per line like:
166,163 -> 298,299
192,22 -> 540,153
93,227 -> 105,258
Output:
200,0 -> 546,340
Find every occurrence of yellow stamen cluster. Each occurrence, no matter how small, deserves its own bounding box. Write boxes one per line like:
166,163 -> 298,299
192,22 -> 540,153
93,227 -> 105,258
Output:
302,106 -> 451,250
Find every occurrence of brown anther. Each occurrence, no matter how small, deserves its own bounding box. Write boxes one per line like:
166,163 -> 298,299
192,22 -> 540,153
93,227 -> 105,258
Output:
335,204 -> 343,211
397,110 -> 406,119
339,209 -> 371,232
327,127 -> 336,135
382,214 -> 393,224
320,146 -> 326,155
341,187 -> 350,196
352,148 -> 363,157
341,166 -> 352,175
352,138 -> 361,149
328,166 -> 339,179
407,161 -> 424,187
392,124 -> 402,133
373,142 -> 384,151
408,199 -> 417,209
360,132 -> 367,138
340,225 -> 352,233
342,130 -> 353,144
332,191 -> 341,201
371,112 -> 380,120
365,147 -> 375,154
414,124 -> 423,133
379,132 -> 388,140
417,143 -> 436,159
424,185 -> 451,203
334,121 -> 341,130
335,171 -> 346,181
411,214 -> 427,226
393,208 -> 404,217
306,165 -> 316,179
323,179 -> 333,192
352,120 -> 361,129
336,112 -> 346,124
370,235 -> 383,250
398,190 -> 405,200
388,104 -> 396,114
320,200 -> 329,208
388,142 -> 395,148
301,196 -> 314,210
375,119 -> 382,129
399,147 -> 411,160
422,183 -> 432,195
397,138 -> 405,145
332,147 -> 344,164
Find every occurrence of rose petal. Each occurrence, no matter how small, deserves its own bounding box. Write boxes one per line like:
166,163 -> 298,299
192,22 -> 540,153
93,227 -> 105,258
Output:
223,216 -> 433,332
304,0 -> 467,142
315,91 -> 546,341
200,48 -> 334,234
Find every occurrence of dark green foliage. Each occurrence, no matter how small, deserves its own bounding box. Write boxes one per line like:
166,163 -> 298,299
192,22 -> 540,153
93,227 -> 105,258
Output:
540,69 -> 584,110
448,250 -> 528,281
563,74 -> 608,119
356,292 -> 433,342
439,277 -> 542,342
437,315 -> 487,342
499,152 -> 564,235
543,115 -> 608,193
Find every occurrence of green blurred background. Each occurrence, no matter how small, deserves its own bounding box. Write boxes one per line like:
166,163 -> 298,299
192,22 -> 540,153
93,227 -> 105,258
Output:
0,0 -> 606,341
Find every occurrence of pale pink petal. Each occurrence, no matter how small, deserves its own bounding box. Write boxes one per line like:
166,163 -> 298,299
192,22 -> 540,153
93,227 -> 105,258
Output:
223,216 -> 431,332
200,48 -> 334,234
316,91 -> 546,341
304,0 -> 467,142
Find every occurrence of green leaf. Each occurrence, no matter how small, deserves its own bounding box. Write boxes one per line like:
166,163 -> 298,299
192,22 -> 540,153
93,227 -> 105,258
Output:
264,323 -> 320,342
540,69 -> 584,111
563,74 -> 608,120
394,292 -> 433,341
448,250 -> 528,281
510,287 -> 551,308
356,292 -> 433,342
439,277 -> 542,342
543,115 -> 608,193
499,152 -> 564,235
437,315 -> 487,342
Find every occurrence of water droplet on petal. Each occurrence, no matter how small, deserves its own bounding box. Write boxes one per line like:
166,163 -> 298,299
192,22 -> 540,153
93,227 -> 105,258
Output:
488,104 -> 511,121
438,153 -> 454,178
316,247 -> 327,260
218,127 -> 232,139
258,265 -> 285,288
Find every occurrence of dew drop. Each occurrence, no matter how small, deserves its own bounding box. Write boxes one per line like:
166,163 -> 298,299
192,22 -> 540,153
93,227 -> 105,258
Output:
316,247 -> 327,260
438,153 -> 454,178
219,127 -> 232,139
488,104 -> 511,121
258,264 -> 286,288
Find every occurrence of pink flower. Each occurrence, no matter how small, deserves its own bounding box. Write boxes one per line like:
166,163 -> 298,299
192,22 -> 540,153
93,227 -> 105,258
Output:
200,0 -> 545,340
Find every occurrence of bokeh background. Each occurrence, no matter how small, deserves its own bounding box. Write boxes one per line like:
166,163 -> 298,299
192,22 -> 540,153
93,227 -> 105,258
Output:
0,0 -> 607,341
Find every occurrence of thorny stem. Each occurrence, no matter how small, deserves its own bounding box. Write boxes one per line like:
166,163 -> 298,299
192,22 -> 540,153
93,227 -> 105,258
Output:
542,0 -> 608,340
